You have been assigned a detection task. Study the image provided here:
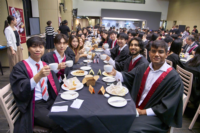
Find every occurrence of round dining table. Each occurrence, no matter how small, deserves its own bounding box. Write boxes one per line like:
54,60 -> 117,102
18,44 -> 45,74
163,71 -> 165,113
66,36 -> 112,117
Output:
48,49 -> 136,133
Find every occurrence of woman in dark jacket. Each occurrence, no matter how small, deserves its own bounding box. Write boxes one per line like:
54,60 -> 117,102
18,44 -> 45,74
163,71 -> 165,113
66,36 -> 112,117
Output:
99,30 -> 112,48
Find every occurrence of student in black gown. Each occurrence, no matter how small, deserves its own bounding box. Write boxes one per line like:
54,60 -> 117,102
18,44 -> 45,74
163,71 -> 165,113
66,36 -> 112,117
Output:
99,30 -> 112,47
164,36 -> 173,51
182,35 -> 198,55
109,30 -> 118,49
42,34 -> 72,83
128,30 -> 137,43
167,39 -> 184,69
103,33 -> 130,63
108,40 -> 183,132
104,37 -> 148,72
10,37 -> 65,133
184,46 -> 200,107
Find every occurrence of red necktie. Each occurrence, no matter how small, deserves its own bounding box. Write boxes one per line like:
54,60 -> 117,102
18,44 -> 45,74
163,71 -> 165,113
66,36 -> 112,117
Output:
118,50 -> 120,55
36,63 -> 40,71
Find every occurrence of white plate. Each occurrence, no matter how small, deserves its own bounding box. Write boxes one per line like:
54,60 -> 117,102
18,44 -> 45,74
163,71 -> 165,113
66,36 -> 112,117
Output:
71,70 -> 88,77
104,61 -> 108,64
60,91 -> 79,100
108,97 -> 127,107
80,66 -> 92,71
61,83 -> 84,91
83,60 -> 92,63
102,77 -> 116,82
95,48 -> 103,52
106,86 -> 129,96
102,71 -> 113,77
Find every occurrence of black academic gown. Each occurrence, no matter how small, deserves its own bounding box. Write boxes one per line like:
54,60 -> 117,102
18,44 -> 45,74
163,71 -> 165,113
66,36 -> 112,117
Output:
110,45 -> 130,62
99,38 -> 112,48
115,56 -> 149,72
121,63 -> 183,132
65,47 -> 75,62
182,42 -> 198,54
184,64 -> 200,107
167,53 -> 184,69
41,51 -> 72,79
10,61 -> 61,133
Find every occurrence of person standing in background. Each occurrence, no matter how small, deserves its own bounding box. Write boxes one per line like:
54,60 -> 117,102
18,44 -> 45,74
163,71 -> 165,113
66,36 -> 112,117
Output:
192,25 -> 198,33
4,15 -> 23,72
58,20 -> 70,37
45,21 -> 55,52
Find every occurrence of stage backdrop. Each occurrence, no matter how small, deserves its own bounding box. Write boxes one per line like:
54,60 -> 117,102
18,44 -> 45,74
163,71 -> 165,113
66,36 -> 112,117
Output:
9,6 -> 26,43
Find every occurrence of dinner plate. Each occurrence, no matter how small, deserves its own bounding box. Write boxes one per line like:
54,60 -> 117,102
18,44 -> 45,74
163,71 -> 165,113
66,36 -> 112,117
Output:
106,86 -> 129,96
102,77 -> 116,83
102,71 -> 113,77
83,60 -> 92,63
95,48 -> 103,52
104,61 -> 109,64
80,66 -> 92,71
71,70 -> 88,76
60,91 -> 79,100
108,97 -> 127,107
61,83 -> 84,91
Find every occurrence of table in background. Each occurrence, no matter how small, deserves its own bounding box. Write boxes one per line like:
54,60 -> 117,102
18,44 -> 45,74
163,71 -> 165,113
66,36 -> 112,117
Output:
48,54 -> 136,133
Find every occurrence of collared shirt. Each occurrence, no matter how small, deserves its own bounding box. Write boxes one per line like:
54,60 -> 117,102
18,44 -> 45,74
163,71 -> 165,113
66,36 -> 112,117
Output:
26,57 -> 48,101
54,50 -> 66,82
119,44 -> 127,52
115,61 -> 171,116
104,44 -> 127,56
111,39 -> 117,48
131,54 -> 142,64
186,42 -> 195,52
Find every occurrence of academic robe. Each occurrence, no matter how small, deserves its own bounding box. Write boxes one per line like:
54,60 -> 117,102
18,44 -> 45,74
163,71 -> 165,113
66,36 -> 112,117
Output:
184,63 -> 200,107
99,38 -> 112,48
167,53 -> 184,69
65,47 -> 75,62
121,63 -> 183,132
41,51 -> 72,79
182,42 -> 198,54
110,45 -> 130,63
115,56 -> 148,72
10,61 -> 60,133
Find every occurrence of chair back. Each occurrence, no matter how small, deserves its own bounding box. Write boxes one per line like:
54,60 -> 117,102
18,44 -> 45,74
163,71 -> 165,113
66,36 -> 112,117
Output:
166,59 -> 173,67
176,65 -> 193,114
0,84 -> 20,133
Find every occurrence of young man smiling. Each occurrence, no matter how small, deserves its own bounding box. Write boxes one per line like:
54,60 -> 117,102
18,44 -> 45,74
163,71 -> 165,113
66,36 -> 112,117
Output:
103,33 -> 129,63
108,40 -> 183,132
104,37 -> 148,72
10,37 -> 65,133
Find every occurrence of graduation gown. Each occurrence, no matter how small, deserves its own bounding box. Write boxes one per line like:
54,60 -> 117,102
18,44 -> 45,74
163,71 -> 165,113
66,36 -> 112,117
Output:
41,51 -> 72,80
65,47 -> 75,62
115,56 -> 148,72
10,61 -> 60,133
184,64 -> 200,107
99,38 -> 112,48
182,42 -> 198,54
167,53 -> 184,69
122,64 -> 183,132
110,45 -> 130,62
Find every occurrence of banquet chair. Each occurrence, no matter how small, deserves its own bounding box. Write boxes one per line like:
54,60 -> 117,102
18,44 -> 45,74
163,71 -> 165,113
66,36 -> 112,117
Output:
166,59 -> 173,67
189,103 -> 200,130
176,65 -> 193,115
0,84 -> 50,133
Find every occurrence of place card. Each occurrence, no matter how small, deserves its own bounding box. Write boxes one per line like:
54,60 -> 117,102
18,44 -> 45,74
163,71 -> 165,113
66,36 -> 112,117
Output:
98,86 -> 105,95
97,69 -> 101,75
89,85 -> 95,94
51,105 -> 68,112
70,99 -> 84,109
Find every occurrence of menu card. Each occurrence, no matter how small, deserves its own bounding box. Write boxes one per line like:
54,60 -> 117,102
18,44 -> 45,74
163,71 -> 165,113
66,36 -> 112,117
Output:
70,99 -> 84,109
51,105 -> 68,112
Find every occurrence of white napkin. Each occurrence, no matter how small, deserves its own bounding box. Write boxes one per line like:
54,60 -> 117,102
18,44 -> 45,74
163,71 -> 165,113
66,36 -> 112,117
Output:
70,99 -> 84,109
51,105 -> 68,112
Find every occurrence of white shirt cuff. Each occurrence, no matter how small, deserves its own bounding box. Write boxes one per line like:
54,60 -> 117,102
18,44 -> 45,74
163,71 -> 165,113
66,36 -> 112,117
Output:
108,58 -> 115,68
30,78 -> 37,90
104,49 -> 111,56
115,71 -> 124,82
146,108 -> 156,116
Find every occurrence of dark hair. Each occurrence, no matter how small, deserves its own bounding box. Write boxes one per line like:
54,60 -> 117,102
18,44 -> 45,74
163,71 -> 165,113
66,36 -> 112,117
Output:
68,35 -> 80,52
194,25 -> 197,28
71,31 -> 76,36
109,30 -> 118,35
146,33 -> 159,50
4,15 -> 15,33
77,29 -> 82,35
62,20 -> 68,25
26,36 -> 46,48
171,34 -> 178,40
3,20 -> 9,34
82,27 -> 88,36
146,34 -> 152,40
138,32 -> 144,39
129,31 -> 137,37
164,36 -> 173,43
46,21 -> 52,26
187,35 -> 195,42
128,37 -> 144,55
123,29 -> 127,33
188,46 -> 200,67
118,33 -> 128,40
169,39 -> 182,55
54,34 -> 68,44
150,40 -> 168,53
102,30 -> 109,42
193,33 -> 199,42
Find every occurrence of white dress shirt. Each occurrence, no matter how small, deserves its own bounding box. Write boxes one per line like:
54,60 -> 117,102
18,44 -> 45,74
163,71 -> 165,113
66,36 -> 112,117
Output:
111,39 -> 117,48
104,44 -> 127,56
26,57 -> 48,101
186,42 -> 195,52
108,54 -> 142,69
115,61 -> 171,116
53,50 -> 66,82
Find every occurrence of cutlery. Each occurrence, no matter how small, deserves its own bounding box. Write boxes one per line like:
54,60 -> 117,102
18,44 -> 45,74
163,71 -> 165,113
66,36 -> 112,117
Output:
54,101 -> 68,104
110,99 -> 132,103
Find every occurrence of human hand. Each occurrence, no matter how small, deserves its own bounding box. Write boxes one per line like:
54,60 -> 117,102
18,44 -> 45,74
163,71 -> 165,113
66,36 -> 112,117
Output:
39,65 -> 50,77
12,50 -> 16,55
136,108 -> 147,115
58,62 -> 67,70
105,56 -> 110,61
107,68 -> 117,76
